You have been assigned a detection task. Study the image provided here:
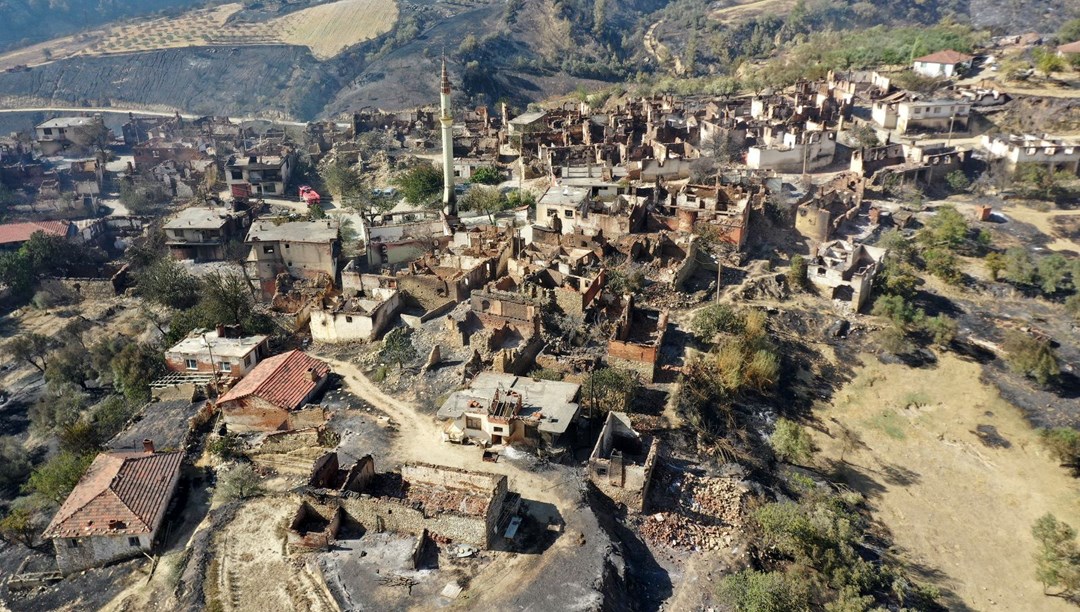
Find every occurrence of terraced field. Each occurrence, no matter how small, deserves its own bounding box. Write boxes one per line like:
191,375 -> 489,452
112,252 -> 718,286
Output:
0,0 -> 398,68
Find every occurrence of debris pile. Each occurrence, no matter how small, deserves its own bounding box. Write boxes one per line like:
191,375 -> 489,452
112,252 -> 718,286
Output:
639,472 -> 749,551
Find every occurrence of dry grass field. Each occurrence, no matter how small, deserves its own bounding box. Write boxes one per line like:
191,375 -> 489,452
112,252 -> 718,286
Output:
810,352 -> 1080,611
277,0 -> 399,60
0,0 -> 398,68
709,0 -> 798,23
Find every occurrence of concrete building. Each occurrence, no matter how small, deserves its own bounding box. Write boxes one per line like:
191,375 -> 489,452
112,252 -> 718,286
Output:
912,49 -> 973,78
43,444 -> 183,575
535,185 -> 591,234
309,287 -> 402,343
980,134 -> 1080,175
245,220 -> 340,298
35,117 -> 106,156
807,240 -> 885,313
438,372 -> 582,446
746,129 -> 837,173
588,412 -> 660,513
216,350 -> 331,432
164,327 -> 269,378
872,96 -> 970,135
163,206 -> 249,262
226,153 -> 293,198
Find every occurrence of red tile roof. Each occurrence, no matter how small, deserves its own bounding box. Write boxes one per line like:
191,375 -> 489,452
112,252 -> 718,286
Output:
43,451 -> 184,539
914,50 -> 973,65
216,350 -> 330,410
0,220 -> 72,246
1058,41 -> 1080,54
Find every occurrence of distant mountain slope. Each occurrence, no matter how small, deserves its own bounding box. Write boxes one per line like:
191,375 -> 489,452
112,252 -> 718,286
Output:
0,0 -> 218,51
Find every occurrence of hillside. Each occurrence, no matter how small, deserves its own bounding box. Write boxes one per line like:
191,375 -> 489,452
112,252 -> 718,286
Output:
0,0 -> 1076,120
0,0 -> 220,52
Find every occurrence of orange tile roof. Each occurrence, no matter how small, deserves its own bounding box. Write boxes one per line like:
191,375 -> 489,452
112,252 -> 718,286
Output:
216,350 -> 330,410
914,50 -> 974,65
1058,41 -> 1080,54
0,220 -> 72,246
43,451 -> 183,539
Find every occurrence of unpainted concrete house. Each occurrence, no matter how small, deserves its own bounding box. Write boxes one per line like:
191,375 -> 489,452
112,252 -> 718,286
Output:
309,287 -> 402,343
163,206 -> 249,262
438,372 -> 582,447
588,412 -> 660,513
246,220 -> 340,299
43,443 -> 183,575
807,239 -> 885,313
216,350 -> 331,432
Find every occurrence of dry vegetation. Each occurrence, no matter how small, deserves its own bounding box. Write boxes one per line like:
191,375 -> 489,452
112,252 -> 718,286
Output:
810,352 -> 1080,611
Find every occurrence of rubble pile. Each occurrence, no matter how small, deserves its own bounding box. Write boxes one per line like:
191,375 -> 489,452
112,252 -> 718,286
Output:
639,473 -> 749,552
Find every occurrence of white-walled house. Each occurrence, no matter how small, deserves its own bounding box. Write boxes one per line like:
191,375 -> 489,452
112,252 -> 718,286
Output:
912,50 -> 973,78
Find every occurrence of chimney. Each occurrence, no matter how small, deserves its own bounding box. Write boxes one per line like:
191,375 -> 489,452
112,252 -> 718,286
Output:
143,439 -> 155,453
308,367 -> 319,382
216,323 -> 225,337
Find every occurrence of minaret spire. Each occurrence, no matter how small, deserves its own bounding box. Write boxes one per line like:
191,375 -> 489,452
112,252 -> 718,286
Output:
439,57 -> 457,225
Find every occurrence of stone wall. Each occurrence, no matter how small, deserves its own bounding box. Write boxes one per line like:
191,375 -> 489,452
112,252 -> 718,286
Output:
53,533 -> 151,575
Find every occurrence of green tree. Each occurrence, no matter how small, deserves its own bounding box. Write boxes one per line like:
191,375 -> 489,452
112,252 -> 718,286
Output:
1031,513 -> 1080,597
469,166 -> 503,185
1003,331 -> 1060,385
583,367 -> 641,415
1059,19 -> 1080,45
217,463 -> 262,501
459,185 -> 509,223
110,342 -> 166,403
379,327 -> 418,370
919,204 -> 970,252
771,418 -> 814,465
1037,254 -> 1072,294
871,295 -> 923,328
307,201 -> 327,220
985,251 -> 1006,281
393,163 -> 443,206
24,452 -> 95,504
0,497 -> 49,548
46,342 -> 98,389
945,170 -> 970,192
506,189 -> 535,208
1003,248 -> 1037,286
923,314 -> 958,348
922,247 -> 961,284
1040,427 -> 1080,475
787,255 -> 808,291
7,333 -> 54,373
1066,294 -> 1080,322
136,257 -> 200,309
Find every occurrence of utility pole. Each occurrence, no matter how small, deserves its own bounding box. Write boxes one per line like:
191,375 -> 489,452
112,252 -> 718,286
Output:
946,113 -> 956,147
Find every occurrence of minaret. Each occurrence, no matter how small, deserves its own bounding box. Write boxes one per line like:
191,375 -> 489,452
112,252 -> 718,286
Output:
439,59 -> 456,218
